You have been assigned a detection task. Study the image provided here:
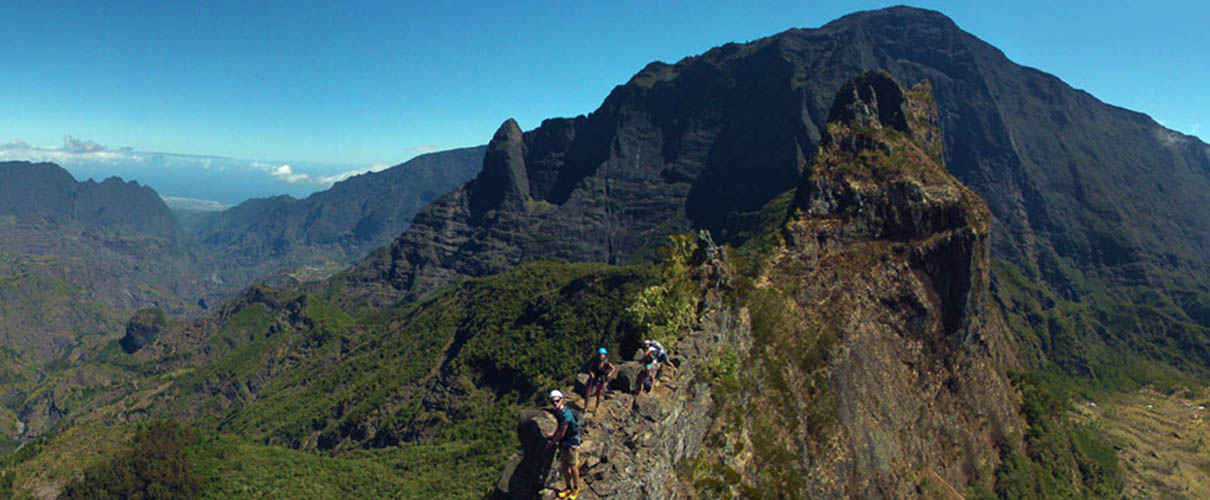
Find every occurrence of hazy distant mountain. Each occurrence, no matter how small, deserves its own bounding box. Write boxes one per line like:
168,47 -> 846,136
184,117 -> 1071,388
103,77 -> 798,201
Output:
0,141 -> 386,205
0,161 -> 178,239
0,145 -> 486,367
183,145 -> 486,283
0,162 -> 226,364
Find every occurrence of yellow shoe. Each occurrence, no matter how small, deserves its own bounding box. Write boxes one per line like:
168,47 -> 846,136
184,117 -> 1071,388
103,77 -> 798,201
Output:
557,489 -> 573,498
568,489 -> 580,499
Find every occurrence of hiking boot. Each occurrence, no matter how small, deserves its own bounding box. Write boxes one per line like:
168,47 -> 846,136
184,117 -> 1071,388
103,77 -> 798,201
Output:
557,488 -> 574,498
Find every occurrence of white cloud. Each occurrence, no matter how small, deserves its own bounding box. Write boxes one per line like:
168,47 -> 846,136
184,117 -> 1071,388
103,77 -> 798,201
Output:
1193,123 -> 1202,135
0,135 -> 134,163
267,162 -> 394,185
1,137 -> 395,190
270,164 -> 311,184
61,135 -> 105,154
161,196 -> 229,212
411,144 -> 439,154
1,140 -> 31,150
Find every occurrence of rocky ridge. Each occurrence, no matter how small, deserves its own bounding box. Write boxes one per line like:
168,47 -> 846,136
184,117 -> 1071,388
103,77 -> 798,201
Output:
346,6 -> 1210,380
737,71 -> 1020,498
496,232 -> 738,500
0,161 -> 178,239
496,72 -> 1024,499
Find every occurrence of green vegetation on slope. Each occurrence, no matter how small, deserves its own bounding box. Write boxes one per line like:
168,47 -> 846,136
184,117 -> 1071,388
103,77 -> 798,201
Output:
2,260 -> 661,498
196,262 -> 657,451
626,233 -> 702,349
189,414 -> 512,499
993,258 -> 1206,393
63,420 -> 200,500
970,371 -> 1122,500
1073,386 -> 1210,498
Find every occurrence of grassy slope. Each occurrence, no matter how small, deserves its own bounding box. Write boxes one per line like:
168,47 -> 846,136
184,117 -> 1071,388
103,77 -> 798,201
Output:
993,257 -> 1210,392
2,261 -> 658,498
1072,387 -> 1210,499
188,431 -> 507,499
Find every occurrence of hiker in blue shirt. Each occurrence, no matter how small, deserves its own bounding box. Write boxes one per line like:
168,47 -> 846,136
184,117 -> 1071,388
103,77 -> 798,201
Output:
545,390 -> 582,498
633,346 -> 660,407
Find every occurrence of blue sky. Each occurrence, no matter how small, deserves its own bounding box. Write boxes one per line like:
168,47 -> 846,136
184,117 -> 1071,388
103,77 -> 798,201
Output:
1,1 -> 1206,202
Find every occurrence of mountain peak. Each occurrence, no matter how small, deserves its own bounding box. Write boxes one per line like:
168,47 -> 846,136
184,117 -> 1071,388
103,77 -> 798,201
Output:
469,118 -> 530,220
821,5 -> 959,31
492,118 -> 524,143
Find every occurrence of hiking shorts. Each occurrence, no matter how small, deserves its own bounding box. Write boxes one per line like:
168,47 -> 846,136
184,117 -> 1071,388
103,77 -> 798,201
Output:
559,439 -> 580,466
588,375 -> 607,387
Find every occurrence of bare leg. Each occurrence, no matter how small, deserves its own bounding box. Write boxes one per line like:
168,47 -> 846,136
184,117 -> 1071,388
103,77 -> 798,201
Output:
561,454 -> 572,492
570,454 -> 581,492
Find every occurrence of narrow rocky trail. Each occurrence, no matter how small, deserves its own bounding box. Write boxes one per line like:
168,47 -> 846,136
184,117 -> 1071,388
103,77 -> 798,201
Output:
495,236 -> 741,500
558,358 -> 686,499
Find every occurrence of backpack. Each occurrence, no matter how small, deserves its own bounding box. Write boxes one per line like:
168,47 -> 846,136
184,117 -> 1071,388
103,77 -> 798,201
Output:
569,406 -> 584,436
647,340 -> 670,363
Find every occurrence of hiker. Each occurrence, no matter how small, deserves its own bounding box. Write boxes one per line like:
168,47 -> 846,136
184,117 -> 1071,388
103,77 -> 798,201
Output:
545,390 -> 581,498
584,347 -> 616,412
644,339 -> 673,380
633,346 -> 659,404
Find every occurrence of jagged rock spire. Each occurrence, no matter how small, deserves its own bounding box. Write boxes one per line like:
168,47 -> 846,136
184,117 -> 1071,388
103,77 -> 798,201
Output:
469,118 -> 530,221
824,70 -> 912,140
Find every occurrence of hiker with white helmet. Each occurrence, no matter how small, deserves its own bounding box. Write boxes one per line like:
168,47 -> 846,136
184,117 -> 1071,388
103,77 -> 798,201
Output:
545,389 -> 582,499
644,339 -> 672,380
584,347 -> 616,413
633,345 -> 660,407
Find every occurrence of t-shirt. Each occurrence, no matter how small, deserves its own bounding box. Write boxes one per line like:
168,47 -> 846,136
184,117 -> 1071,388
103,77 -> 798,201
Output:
557,406 -> 580,444
647,340 -> 669,362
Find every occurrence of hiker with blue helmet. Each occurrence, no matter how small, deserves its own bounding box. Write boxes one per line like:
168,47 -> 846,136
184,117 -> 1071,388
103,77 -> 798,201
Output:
633,345 -> 660,407
584,347 -> 616,412
545,389 -> 582,499
644,339 -> 673,380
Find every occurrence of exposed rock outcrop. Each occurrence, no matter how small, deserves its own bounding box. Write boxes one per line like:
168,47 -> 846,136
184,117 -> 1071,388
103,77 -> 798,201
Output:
119,308 -> 168,353
690,72 -> 1021,498
347,6 -> 1210,377
496,232 -> 744,500
496,72 -> 1024,499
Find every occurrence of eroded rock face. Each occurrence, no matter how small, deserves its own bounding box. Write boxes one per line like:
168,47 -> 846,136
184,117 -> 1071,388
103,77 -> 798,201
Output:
16,391 -> 65,439
345,6 -> 1210,380
699,71 -> 1022,498
119,308 -> 167,353
496,233 -> 744,500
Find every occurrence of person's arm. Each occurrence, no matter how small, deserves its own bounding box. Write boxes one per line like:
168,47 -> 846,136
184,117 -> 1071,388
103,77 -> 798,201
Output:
548,419 -> 568,446
608,361 -> 617,379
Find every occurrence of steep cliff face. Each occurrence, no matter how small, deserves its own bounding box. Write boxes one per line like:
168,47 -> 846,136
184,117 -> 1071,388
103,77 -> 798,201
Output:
347,7 -> 1210,381
734,71 -> 1020,497
496,73 -> 1023,499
